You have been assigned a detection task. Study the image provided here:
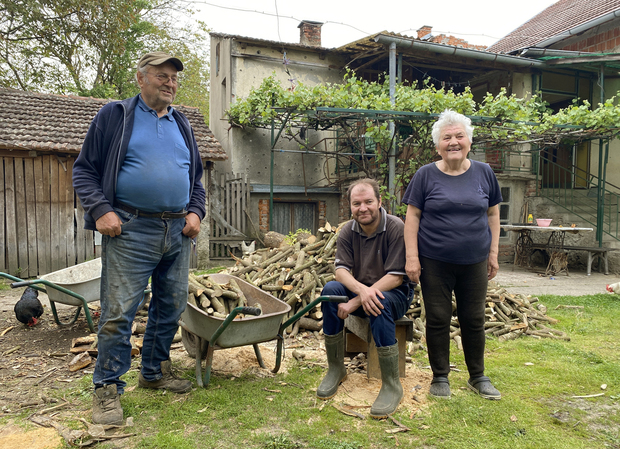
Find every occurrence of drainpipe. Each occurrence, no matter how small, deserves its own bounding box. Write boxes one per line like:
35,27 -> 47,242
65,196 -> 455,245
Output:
374,35 -> 546,69
270,115 -> 274,231
597,139 -> 604,245
596,65 -> 606,245
388,42 -> 396,211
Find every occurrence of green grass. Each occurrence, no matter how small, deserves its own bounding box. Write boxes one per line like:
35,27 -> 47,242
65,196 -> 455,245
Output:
7,292 -> 620,448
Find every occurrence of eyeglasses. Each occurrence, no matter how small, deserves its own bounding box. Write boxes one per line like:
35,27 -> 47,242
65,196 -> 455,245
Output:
147,72 -> 178,85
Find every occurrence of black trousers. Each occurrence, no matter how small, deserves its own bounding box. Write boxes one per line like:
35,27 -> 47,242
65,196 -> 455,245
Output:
419,256 -> 488,379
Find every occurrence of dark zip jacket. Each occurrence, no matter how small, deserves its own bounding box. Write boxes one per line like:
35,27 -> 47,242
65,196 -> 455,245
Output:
73,94 -> 206,230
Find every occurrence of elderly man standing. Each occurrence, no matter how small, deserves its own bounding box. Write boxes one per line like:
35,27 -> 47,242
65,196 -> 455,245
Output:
317,179 -> 414,418
73,52 -> 205,425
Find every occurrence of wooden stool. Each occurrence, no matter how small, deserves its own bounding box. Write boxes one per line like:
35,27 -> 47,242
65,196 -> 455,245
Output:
344,315 -> 413,379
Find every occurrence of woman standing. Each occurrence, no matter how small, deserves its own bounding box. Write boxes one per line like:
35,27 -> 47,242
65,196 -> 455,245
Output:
402,109 -> 502,400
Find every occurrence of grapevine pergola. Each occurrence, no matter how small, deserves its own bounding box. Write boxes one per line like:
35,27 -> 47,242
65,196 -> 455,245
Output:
226,37 -> 620,243
248,103 -> 618,244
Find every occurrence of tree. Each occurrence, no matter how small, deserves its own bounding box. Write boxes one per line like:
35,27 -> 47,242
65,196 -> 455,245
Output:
0,0 -> 210,120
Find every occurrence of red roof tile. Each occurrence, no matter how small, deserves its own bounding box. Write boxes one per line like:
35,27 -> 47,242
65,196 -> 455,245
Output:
0,88 -> 227,161
488,0 -> 620,54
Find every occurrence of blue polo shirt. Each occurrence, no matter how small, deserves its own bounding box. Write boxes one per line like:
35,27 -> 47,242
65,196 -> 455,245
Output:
115,96 -> 191,212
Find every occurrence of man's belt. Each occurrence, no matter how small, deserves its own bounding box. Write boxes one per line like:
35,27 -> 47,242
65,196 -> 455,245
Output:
116,202 -> 188,219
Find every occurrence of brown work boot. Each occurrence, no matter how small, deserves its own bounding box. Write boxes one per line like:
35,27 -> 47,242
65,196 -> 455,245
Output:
92,384 -> 123,425
138,359 -> 192,393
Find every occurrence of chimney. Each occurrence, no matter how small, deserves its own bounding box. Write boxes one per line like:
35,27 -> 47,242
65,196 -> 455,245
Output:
417,25 -> 432,39
298,20 -> 323,47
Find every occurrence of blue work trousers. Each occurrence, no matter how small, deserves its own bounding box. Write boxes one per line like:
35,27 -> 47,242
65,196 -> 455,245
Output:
321,280 -> 413,347
93,207 -> 190,394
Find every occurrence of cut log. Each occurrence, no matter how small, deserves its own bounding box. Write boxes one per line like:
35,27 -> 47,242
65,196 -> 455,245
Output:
68,352 -> 92,372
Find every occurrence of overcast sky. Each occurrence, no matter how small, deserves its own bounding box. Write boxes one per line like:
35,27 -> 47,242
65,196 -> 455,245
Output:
192,0 -> 560,48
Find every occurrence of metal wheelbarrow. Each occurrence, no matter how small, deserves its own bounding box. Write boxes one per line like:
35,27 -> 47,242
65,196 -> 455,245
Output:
178,273 -> 346,387
2,259 -> 150,334
1,258 -> 103,333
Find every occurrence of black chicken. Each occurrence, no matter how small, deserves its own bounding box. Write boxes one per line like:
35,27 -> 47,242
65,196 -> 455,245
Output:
14,287 -> 44,326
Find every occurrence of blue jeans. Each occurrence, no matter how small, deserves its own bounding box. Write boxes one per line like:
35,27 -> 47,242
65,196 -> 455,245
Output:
93,207 -> 190,394
321,281 -> 413,347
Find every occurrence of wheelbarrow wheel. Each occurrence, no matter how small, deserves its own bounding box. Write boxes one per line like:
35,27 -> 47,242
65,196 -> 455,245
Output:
181,328 -> 204,359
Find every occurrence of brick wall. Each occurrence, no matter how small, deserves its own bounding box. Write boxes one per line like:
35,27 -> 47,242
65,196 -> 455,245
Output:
524,179 -> 539,198
561,28 -> 620,52
338,194 -> 350,224
318,200 -> 326,228
258,199 -> 269,232
415,25 -> 487,50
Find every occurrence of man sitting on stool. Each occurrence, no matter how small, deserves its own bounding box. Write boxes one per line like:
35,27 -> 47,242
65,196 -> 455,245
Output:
317,178 -> 414,418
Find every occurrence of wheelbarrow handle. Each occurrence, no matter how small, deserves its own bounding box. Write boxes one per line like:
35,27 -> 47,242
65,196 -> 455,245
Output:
10,280 -> 38,288
238,306 -> 262,316
279,295 -> 349,332
319,295 -> 348,303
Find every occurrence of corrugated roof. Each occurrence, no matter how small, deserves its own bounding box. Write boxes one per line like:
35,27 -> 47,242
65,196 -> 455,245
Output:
0,88 -> 227,161
488,0 -> 620,54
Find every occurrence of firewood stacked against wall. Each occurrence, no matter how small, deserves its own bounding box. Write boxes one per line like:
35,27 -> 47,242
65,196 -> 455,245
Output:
218,223 -> 568,343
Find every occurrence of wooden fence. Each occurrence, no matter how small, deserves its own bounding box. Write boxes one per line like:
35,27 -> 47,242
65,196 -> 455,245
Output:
1,155 -> 97,278
1,154 -> 216,278
210,172 -> 250,259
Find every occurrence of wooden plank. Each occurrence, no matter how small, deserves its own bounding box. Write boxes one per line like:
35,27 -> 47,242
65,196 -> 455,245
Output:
56,157 -> 69,268
50,157 -> 61,272
225,173 -> 231,237
243,173 -> 249,235
235,177 -> 241,236
14,158 -> 30,278
0,158 -> 5,272
4,158 -> 19,275
24,158 -> 39,276
65,158 -> 76,267
35,156 -> 51,275
75,194 -> 86,263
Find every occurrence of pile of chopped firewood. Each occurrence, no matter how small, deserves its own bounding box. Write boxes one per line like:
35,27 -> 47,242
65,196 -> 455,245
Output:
405,286 -> 569,352
187,273 -> 261,318
222,225 -> 340,334
221,224 -> 568,343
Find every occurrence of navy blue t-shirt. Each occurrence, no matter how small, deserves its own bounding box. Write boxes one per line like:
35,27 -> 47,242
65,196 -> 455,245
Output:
402,160 -> 502,265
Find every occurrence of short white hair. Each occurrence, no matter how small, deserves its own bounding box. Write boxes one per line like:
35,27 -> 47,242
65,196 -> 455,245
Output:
431,109 -> 474,146
136,65 -> 150,84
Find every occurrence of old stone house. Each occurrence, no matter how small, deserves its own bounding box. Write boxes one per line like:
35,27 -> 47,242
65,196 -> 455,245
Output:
211,0 -> 620,271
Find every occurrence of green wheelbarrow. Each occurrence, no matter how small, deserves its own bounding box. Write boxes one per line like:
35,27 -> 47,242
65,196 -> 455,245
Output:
2,258 -> 150,334
1,258 -> 103,333
178,273 -> 347,387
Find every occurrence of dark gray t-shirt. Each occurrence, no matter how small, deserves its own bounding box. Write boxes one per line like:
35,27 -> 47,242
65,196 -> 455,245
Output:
334,208 -> 407,288
402,160 -> 502,264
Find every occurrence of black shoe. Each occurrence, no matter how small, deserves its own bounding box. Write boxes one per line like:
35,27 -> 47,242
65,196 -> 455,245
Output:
467,376 -> 501,400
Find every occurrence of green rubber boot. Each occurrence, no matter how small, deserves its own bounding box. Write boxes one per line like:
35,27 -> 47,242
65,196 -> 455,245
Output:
370,343 -> 403,419
316,331 -> 347,399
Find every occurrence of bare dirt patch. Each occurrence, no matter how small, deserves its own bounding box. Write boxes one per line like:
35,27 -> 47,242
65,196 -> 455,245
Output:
1,284 -> 432,446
